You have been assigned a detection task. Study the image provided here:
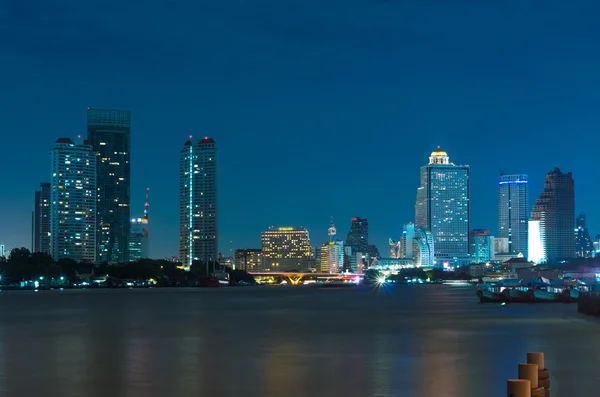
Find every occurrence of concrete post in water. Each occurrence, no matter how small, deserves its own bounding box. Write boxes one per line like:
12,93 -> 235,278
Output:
507,379 -> 531,397
527,352 -> 550,396
518,364 -> 539,388
526,352 -> 545,369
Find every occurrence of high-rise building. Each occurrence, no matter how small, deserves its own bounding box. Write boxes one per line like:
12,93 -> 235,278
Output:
399,223 -> 435,267
415,147 -> 470,265
575,214 -> 593,258
498,174 -> 529,257
129,188 -> 150,261
346,217 -> 368,254
33,182 -> 51,254
234,249 -> 263,271
0,244 -> 7,259
179,137 -> 218,270
529,168 -> 575,263
87,108 -> 131,263
261,227 -> 312,271
470,229 -> 494,263
50,137 -> 97,262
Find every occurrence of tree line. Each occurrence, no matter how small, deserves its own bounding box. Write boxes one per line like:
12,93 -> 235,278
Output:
0,248 -> 256,286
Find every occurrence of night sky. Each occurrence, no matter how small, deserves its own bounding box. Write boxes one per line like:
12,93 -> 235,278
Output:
1,0 -> 600,259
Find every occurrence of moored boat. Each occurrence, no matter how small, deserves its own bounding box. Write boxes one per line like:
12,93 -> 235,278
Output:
477,287 -> 506,303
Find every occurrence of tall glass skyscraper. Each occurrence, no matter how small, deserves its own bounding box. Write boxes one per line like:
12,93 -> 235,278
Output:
346,217 -> 368,254
529,168 -> 575,263
50,137 -> 97,261
498,174 -> 529,257
87,108 -> 131,263
179,137 -> 218,270
33,182 -> 51,254
415,147 -> 470,265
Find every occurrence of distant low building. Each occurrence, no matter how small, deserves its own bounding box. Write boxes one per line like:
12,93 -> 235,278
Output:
470,229 -> 494,263
234,249 -> 263,271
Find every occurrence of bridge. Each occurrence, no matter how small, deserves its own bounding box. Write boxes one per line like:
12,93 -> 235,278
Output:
249,272 -> 363,285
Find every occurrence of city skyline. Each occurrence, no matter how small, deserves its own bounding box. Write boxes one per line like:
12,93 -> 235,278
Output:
3,0 -> 600,258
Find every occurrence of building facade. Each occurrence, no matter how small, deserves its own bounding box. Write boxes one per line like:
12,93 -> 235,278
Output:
50,137 -> 97,262
87,109 -> 131,263
498,174 -> 529,257
33,182 -> 51,254
529,168 -> 575,263
179,137 -> 218,270
415,147 -> 470,265
261,227 -> 312,271
470,229 -> 494,263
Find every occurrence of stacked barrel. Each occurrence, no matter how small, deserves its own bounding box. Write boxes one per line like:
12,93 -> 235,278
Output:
507,352 -> 550,397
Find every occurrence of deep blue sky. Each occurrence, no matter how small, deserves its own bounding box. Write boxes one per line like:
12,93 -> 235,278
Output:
1,0 -> 600,258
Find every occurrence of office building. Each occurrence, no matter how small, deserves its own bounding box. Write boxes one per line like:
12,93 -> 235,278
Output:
0,244 -> 7,259
415,147 -> 470,265
470,229 -> 494,263
87,108 -> 131,263
399,223 -> 435,267
179,137 -> 218,270
261,227 -> 312,271
575,214 -> 593,258
498,174 -> 529,257
33,182 -> 51,254
529,168 -> 575,263
50,137 -> 97,261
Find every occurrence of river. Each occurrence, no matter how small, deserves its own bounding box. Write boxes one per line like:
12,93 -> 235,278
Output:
0,284 -> 598,396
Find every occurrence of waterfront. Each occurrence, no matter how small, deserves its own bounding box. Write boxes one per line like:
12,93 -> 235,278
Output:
0,285 -> 599,397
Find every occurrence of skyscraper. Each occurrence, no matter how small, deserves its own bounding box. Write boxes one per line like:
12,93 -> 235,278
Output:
415,147 -> 470,265
346,217 -> 368,254
33,182 -> 51,254
50,137 -> 97,261
498,174 -> 529,257
87,108 -> 131,263
179,137 -> 218,270
575,214 -> 593,258
529,168 -> 575,263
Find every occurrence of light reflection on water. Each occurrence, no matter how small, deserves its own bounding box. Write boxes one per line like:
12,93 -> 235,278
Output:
0,285 -> 599,397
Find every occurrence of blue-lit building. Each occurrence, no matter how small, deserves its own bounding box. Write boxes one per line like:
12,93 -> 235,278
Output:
470,229 -> 494,263
498,174 -> 529,258
415,148 -> 470,265
399,223 -> 435,267
179,137 -> 218,270
50,137 -> 97,262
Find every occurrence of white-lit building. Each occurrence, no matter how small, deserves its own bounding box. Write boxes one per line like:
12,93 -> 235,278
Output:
319,241 -> 344,273
179,137 -> 218,270
50,137 -> 97,262
261,227 -> 312,271
415,147 -> 470,265
528,220 -> 545,264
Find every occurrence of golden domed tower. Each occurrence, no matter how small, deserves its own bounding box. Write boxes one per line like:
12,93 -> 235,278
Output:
429,146 -> 450,165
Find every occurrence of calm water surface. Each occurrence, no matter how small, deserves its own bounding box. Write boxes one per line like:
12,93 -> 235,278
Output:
0,284 -> 599,397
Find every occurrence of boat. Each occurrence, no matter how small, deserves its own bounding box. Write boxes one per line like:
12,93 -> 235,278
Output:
477,284 -> 506,303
